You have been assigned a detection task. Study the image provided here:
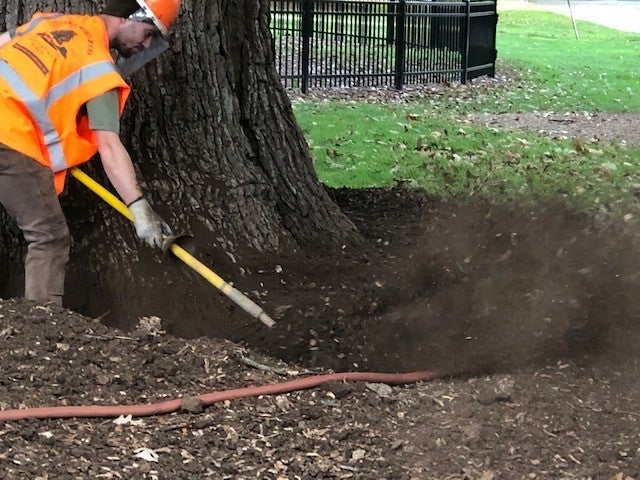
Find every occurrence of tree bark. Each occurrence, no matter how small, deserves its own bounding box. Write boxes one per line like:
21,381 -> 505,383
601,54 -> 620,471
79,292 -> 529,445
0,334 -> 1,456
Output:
0,0 -> 361,331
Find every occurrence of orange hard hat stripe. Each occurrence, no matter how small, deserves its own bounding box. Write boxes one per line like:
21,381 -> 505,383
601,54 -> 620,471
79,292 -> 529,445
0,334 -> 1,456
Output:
135,0 -> 180,35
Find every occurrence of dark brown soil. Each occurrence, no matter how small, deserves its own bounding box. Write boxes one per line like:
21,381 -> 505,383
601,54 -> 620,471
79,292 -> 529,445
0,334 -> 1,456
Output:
1,184 -> 640,479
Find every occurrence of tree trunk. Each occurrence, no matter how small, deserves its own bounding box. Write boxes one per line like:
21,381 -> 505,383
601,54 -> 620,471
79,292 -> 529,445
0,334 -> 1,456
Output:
0,0 -> 361,335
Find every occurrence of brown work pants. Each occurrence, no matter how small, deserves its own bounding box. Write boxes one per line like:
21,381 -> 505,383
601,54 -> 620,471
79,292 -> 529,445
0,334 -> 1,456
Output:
0,144 -> 70,306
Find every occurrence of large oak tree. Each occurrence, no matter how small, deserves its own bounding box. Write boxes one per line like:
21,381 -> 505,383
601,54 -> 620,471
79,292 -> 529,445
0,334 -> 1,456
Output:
0,0 -> 360,337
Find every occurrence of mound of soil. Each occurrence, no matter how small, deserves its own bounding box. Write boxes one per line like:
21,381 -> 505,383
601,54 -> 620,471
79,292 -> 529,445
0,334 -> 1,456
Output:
1,187 -> 639,479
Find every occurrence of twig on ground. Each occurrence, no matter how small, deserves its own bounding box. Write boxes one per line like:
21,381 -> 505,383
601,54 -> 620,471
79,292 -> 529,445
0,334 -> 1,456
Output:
238,355 -> 291,376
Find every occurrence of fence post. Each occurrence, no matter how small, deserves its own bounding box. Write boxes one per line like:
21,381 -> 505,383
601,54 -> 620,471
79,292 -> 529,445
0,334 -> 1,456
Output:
301,0 -> 313,93
386,0 -> 396,44
394,0 -> 406,90
460,0 -> 471,84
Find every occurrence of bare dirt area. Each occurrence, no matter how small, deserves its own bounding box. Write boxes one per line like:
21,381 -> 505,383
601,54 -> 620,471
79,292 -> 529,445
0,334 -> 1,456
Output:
465,111 -> 640,148
2,84 -> 640,478
2,185 -> 640,479
1,296 -> 638,480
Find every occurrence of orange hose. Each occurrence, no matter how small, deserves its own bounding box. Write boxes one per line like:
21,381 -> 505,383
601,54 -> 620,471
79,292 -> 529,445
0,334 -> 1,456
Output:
0,370 -> 440,421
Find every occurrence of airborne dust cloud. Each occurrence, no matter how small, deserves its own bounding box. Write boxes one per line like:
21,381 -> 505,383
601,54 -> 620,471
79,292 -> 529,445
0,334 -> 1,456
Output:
361,200 -> 640,375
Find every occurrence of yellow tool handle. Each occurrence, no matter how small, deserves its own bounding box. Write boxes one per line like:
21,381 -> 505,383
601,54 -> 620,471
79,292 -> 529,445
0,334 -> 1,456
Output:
69,167 -> 275,328
71,167 -> 133,221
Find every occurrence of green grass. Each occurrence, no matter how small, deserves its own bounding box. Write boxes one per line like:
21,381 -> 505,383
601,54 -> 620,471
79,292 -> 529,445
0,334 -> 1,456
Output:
296,102 -> 640,210
293,11 -> 640,212
424,12 -> 640,115
460,11 -> 640,114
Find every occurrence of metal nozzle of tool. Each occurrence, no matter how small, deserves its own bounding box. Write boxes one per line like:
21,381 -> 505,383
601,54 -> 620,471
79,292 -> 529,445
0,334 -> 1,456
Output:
161,232 -> 196,256
161,224 -> 196,257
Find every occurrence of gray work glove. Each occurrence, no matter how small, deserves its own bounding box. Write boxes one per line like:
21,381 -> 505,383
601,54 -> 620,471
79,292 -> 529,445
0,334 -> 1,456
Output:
128,197 -> 169,248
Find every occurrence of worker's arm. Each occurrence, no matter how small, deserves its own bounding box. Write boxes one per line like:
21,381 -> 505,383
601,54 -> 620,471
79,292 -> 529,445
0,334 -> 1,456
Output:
88,91 -> 138,202
88,91 -> 167,247
95,130 -> 143,205
95,130 -> 168,248
0,31 -> 12,48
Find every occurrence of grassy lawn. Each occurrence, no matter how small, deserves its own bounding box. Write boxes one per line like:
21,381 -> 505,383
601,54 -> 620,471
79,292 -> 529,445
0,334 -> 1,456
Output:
292,10 -> 640,213
492,11 -> 640,113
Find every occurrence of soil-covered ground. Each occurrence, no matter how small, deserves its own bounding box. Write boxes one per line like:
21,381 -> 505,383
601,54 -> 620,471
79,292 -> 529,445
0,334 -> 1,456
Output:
1,84 -> 640,478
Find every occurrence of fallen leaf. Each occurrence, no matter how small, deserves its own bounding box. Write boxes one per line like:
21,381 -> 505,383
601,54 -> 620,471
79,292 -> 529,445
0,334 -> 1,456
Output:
133,448 -> 159,462
113,414 -> 143,426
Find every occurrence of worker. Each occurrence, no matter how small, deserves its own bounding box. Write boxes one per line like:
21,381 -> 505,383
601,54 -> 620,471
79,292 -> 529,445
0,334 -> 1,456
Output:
0,0 -> 181,306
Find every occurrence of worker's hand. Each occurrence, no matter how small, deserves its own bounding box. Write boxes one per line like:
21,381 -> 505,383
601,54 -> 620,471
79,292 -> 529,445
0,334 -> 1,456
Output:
128,198 -> 168,248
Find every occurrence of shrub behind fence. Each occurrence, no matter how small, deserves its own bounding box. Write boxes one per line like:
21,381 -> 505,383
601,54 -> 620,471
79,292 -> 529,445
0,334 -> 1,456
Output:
270,0 -> 497,92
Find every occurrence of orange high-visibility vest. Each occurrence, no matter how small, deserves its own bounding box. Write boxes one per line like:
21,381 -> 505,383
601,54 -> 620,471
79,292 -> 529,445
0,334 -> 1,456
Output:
0,13 -> 130,193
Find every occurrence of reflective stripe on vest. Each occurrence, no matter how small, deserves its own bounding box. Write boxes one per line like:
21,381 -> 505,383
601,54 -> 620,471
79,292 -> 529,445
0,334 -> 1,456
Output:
15,13 -> 62,36
0,59 -> 118,172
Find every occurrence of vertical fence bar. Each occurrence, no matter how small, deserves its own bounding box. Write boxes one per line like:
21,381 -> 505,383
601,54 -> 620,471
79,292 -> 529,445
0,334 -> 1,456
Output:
357,3 -> 364,85
416,1 -> 421,83
296,0 -> 304,88
314,0 -> 319,88
357,2 -> 363,86
448,2 -> 453,80
374,1 -> 380,86
460,0 -> 470,84
452,3 -> 458,80
327,0 -> 332,88
427,1 -> 433,81
344,1 -> 349,87
333,0 -> 337,88
369,1 -> 374,86
405,2 -> 412,85
394,0 -> 406,90
271,0 -> 279,86
336,0 -> 342,87
301,0 -> 312,93
349,0 -> 353,87
318,0 -> 325,88
386,0 -> 395,45
450,3 -> 455,79
294,0 -> 302,88
328,0 -> 334,88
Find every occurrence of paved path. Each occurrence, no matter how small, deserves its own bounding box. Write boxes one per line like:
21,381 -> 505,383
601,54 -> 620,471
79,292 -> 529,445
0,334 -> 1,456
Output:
499,0 -> 640,34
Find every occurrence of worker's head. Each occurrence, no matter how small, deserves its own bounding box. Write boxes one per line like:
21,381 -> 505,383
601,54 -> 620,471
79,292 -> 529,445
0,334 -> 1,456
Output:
103,0 -> 181,36
102,0 -> 181,73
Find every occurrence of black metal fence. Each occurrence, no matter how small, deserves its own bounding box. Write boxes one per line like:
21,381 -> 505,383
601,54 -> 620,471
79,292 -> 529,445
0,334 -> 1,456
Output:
270,0 -> 497,92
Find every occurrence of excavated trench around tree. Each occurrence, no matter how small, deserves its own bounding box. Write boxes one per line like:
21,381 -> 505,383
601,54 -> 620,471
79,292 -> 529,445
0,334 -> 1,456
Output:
39,189 -> 640,373
4,188 -> 640,375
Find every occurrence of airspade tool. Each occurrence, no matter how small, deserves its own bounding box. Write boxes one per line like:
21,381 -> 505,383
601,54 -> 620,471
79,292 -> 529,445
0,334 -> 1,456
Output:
70,167 -> 275,328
